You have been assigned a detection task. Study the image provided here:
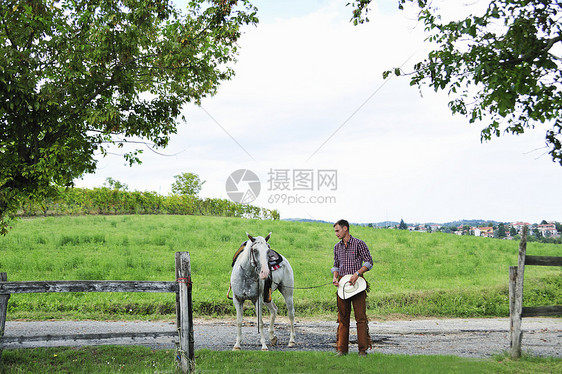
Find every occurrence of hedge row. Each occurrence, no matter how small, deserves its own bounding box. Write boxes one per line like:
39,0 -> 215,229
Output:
17,187 -> 280,220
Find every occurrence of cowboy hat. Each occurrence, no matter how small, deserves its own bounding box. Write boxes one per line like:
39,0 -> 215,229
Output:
337,274 -> 367,300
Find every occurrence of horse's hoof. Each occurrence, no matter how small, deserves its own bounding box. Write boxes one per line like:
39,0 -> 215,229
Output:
261,347 -> 268,351
232,346 -> 241,351
288,342 -> 296,348
270,336 -> 278,345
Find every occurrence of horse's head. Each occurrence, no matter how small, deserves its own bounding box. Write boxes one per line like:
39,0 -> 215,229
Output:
246,232 -> 271,280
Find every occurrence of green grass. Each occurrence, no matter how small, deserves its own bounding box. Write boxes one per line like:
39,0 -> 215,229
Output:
1,347 -> 561,373
0,215 -> 560,320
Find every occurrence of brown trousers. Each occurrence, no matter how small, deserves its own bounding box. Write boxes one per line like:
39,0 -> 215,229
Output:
336,290 -> 372,353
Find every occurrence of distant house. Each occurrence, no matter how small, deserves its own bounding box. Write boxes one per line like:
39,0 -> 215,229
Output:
479,227 -> 494,238
511,222 -> 531,233
538,223 -> 558,238
472,227 -> 481,237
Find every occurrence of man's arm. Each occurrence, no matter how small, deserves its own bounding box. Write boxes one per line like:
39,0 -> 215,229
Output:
350,240 -> 373,285
331,245 -> 340,287
358,240 -> 373,270
349,265 -> 368,285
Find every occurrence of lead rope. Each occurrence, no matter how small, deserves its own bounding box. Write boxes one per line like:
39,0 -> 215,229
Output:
257,297 -> 261,334
270,281 -> 333,290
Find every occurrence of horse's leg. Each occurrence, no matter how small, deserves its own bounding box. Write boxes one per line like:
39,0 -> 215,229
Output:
279,286 -> 296,347
255,299 -> 268,351
233,298 -> 243,351
264,300 -> 278,345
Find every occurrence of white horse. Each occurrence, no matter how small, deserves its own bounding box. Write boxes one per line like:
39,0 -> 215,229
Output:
230,232 -> 296,351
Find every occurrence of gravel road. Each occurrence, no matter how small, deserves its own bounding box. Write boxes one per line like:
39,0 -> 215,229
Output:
3,317 -> 561,358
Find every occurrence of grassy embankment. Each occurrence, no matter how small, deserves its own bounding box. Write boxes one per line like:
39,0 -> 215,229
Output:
0,215 -> 560,320
2,215 -> 561,373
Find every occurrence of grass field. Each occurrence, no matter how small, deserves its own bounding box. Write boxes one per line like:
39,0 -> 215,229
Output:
1,346 -> 561,373
0,215 -> 560,320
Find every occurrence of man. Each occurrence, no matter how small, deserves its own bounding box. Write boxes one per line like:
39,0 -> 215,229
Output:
331,219 -> 373,356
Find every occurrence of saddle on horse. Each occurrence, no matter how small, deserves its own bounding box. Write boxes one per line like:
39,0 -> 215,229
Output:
231,241 -> 283,269
230,241 -> 283,303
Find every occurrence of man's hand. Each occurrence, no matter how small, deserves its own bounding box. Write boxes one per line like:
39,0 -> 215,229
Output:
349,272 -> 359,286
332,273 -> 339,287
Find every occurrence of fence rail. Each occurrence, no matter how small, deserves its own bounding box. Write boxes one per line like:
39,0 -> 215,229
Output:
0,252 -> 193,373
0,280 -> 178,294
524,255 -> 562,267
1,331 -> 178,346
509,227 -> 561,359
522,305 -> 562,317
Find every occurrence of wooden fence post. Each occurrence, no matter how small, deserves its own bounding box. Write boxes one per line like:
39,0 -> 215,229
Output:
175,252 -> 194,373
0,272 -> 10,363
508,266 -> 518,357
510,226 -> 527,359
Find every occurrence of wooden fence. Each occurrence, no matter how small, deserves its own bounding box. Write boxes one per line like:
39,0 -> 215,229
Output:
0,251 -> 194,373
509,226 -> 562,359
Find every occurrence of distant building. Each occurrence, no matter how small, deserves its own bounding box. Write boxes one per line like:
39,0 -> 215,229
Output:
386,220 -> 559,240
511,222 -> 531,233
538,223 -> 558,237
479,227 -> 494,238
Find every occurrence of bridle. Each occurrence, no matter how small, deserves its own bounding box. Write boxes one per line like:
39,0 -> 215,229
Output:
247,241 -> 260,273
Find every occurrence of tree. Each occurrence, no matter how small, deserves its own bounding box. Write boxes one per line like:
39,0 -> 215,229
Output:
497,222 -> 506,238
104,177 -> 128,191
509,226 -> 517,237
438,226 -> 451,234
398,219 -> 408,230
171,172 -> 205,196
351,0 -> 562,165
0,0 -> 258,234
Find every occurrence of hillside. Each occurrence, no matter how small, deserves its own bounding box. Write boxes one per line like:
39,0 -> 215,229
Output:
1,215 -> 560,320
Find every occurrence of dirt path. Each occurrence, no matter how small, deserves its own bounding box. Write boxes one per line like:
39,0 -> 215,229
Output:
3,318 -> 561,358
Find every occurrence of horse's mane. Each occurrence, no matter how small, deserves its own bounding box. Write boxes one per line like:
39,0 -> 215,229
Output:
232,240 -> 248,267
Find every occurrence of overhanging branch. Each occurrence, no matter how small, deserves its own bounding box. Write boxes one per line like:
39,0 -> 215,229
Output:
500,34 -> 562,66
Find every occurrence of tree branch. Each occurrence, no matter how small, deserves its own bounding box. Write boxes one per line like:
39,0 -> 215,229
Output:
501,34 -> 562,66
1,15 -> 19,51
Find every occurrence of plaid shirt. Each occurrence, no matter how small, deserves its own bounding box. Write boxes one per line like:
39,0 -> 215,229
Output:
331,235 -> 373,276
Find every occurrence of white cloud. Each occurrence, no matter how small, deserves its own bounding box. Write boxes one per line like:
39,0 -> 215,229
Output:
76,0 -> 562,224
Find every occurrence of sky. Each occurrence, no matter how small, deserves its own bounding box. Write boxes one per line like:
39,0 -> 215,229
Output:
75,0 -> 562,225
